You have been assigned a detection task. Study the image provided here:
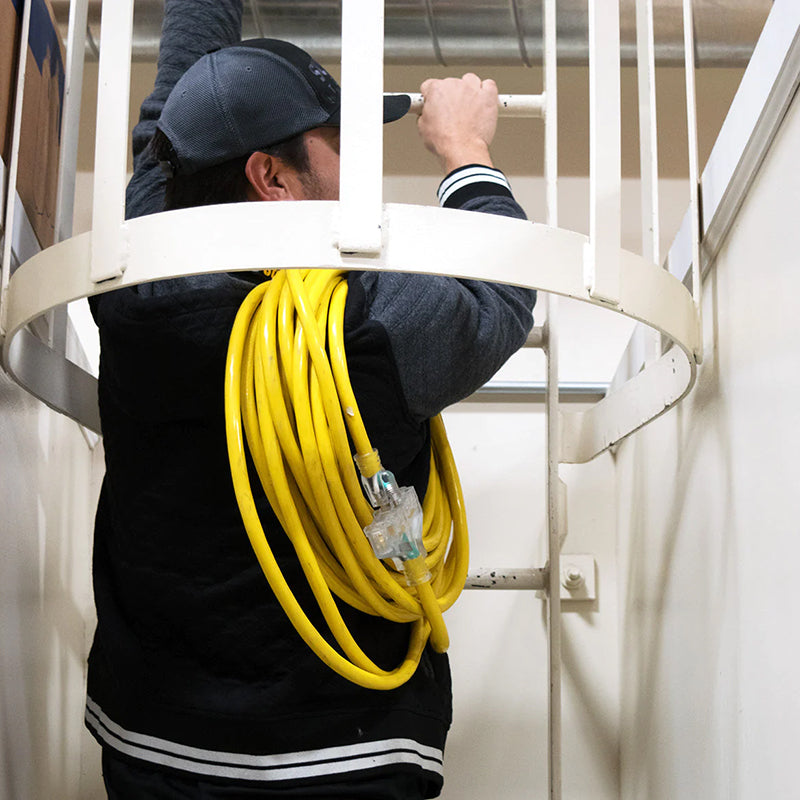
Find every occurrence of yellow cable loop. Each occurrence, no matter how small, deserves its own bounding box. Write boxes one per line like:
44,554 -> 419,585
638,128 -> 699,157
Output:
225,268 -> 470,689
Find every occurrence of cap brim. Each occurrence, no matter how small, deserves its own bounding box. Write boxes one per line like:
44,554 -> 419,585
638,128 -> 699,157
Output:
326,93 -> 411,126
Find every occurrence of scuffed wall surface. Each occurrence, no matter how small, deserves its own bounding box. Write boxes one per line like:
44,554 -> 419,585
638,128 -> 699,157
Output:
617,91 -> 800,798
0,370 -> 104,800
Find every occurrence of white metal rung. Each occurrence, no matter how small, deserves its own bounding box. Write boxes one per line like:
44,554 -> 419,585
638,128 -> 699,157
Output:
402,92 -> 545,118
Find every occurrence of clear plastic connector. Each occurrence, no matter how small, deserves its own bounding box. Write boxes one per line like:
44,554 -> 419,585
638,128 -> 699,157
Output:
362,470 -> 427,567
359,467 -> 400,509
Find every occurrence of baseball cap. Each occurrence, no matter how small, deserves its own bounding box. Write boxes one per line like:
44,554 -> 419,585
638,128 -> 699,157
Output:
157,38 -> 411,176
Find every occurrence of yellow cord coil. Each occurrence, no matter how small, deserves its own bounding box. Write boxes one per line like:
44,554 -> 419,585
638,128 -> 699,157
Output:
224,268 -> 469,690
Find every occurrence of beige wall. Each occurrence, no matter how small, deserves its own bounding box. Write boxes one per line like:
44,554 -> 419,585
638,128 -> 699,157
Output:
76,61 -> 745,180
616,81 -> 800,800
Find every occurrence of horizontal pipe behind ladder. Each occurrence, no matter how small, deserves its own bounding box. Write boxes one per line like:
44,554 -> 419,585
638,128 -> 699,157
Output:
467,381 -> 607,403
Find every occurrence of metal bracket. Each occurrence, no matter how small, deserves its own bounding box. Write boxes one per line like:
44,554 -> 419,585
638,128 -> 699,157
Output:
559,554 -> 596,601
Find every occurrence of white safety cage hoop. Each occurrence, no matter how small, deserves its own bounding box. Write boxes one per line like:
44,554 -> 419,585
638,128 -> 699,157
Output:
2,201 -> 701,463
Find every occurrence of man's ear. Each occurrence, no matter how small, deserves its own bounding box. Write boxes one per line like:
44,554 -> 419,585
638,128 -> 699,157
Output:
245,151 -> 303,201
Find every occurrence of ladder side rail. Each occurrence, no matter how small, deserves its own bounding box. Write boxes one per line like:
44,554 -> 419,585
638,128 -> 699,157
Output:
543,0 -> 562,797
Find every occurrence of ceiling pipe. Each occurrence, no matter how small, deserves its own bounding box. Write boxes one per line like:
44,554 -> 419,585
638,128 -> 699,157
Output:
51,0 -> 772,66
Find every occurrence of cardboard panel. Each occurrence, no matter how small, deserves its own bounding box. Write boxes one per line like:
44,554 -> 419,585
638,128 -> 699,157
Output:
0,0 -> 22,166
1,0 -> 65,249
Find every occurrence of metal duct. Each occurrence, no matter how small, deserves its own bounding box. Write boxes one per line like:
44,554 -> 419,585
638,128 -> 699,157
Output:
52,0 -> 772,66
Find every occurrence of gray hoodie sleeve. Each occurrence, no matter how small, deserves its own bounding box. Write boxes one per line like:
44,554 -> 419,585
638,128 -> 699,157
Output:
355,169 -> 537,422
125,0 -> 243,221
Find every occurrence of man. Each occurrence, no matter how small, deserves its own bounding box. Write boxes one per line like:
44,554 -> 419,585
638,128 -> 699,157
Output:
86,1 -> 536,798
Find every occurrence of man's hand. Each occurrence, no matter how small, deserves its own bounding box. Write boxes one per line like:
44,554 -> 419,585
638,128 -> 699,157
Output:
417,73 -> 499,174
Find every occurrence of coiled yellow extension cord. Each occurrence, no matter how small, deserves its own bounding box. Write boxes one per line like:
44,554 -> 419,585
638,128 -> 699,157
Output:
224,268 -> 469,690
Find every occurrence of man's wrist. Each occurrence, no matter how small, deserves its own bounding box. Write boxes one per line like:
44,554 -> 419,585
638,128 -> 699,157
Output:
440,142 -> 493,175
437,165 -> 513,209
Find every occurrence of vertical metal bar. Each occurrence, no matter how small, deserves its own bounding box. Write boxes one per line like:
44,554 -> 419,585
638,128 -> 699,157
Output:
1,0 -> 33,336
55,0 -> 89,245
90,0 -> 134,283
544,1 -> 558,232
338,0 -> 384,255
422,0 -> 447,66
509,0 -> 533,67
635,0 -> 659,267
248,0 -> 265,38
635,0 -> 664,362
543,0 -> 561,798
49,0 -> 90,356
585,0 -> 621,305
683,0 -> 703,320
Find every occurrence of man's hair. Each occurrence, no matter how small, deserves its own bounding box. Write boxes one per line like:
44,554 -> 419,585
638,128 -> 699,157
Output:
148,128 -> 311,211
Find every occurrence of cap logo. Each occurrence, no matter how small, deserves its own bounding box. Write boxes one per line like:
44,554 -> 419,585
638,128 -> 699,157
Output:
307,60 -> 339,106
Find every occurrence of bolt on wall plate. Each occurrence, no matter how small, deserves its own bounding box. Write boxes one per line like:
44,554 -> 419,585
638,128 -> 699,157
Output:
559,554 -> 596,601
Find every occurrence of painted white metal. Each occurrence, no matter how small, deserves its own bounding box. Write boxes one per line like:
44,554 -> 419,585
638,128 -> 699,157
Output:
469,382 -> 607,403
90,0 -> 134,283
545,300 -> 562,800
612,3 -> 800,394
585,0 -> 622,306
559,554 -> 596,601
544,6 -> 558,234
55,0 -> 90,245
683,0 -> 703,329
526,325 -> 545,348
561,343 -> 693,462
634,0 -> 664,366
635,0 -> 659,267
2,204 -> 702,454
465,568 -> 547,591
608,322 -> 654,394
338,0 -> 384,255
403,92 -> 545,118
6,326 -> 102,430
700,0 -> 800,276
0,0 -> 33,336
543,0 -> 561,796
48,0 -> 90,358
1,208 -> 698,343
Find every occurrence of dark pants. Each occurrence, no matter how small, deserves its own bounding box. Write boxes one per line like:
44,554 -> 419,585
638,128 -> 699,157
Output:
102,750 -> 427,800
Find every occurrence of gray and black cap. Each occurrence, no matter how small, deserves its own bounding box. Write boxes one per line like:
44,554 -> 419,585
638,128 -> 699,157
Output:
157,39 -> 411,176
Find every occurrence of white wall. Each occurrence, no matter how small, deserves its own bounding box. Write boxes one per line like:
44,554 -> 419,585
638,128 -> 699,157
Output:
616,81 -> 800,799
0,367 -> 104,800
